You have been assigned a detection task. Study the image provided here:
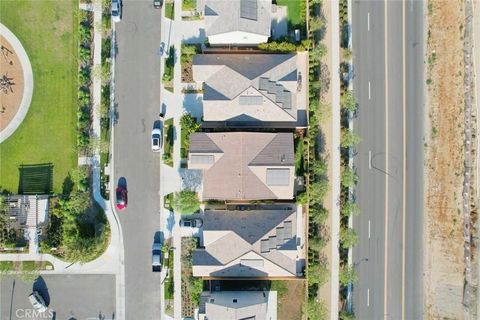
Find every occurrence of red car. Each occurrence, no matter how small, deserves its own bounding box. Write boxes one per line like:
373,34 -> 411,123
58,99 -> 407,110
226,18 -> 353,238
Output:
116,186 -> 127,210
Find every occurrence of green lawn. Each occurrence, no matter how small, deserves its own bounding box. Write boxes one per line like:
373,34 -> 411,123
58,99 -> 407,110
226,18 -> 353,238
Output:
277,0 -> 305,26
182,0 -> 196,11
165,2 -> 175,20
0,0 -> 77,194
0,260 -> 54,271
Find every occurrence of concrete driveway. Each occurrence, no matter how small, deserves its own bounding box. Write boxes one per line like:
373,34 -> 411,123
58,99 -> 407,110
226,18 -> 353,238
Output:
113,0 -> 163,318
0,275 -> 115,320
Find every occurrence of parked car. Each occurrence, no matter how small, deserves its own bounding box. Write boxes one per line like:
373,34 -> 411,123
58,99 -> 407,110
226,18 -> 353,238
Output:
111,0 -> 122,23
116,186 -> 127,210
28,291 -> 47,312
152,242 -> 163,272
151,128 -> 162,152
179,217 -> 203,228
153,0 -> 163,9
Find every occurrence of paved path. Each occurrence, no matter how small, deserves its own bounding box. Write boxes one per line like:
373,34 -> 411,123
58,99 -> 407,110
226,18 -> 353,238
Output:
0,23 -> 34,143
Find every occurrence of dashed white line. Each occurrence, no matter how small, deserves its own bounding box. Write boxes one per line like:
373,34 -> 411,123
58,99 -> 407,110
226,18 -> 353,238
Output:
368,150 -> 372,169
368,12 -> 370,31
367,288 -> 370,307
368,220 -> 371,239
368,81 -> 371,100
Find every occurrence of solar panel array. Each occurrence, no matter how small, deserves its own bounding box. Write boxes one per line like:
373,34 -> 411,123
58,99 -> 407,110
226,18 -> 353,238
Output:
258,77 -> 292,110
240,0 -> 258,21
266,168 -> 290,186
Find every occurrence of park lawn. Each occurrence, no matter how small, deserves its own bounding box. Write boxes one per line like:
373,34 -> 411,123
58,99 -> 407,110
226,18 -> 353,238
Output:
0,0 -> 77,194
277,0 -> 304,26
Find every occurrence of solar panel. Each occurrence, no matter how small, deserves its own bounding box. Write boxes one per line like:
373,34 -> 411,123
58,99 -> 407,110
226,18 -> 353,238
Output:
260,239 -> 270,253
240,0 -> 258,21
266,168 -> 290,186
239,95 -> 263,105
191,155 -> 215,164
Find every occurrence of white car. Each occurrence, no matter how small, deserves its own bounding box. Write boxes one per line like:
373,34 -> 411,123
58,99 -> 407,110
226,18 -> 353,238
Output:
151,128 -> 162,152
28,291 -> 47,312
111,0 -> 121,23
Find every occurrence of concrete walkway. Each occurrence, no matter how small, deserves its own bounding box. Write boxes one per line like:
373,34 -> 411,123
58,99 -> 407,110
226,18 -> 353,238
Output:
0,23 -> 34,143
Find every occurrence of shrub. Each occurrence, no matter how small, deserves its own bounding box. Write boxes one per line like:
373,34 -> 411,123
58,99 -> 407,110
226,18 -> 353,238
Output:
307,299 -> 328,320
341,130 -> 362,148
258,41 -> 297,53
341,90 -> 357,112
307,263 -> 329,286
339,227 -> 358,249
339,266 -> 358,286
341,200 -> 360,217
341,167 -> 358,188
173,190 -> 200,214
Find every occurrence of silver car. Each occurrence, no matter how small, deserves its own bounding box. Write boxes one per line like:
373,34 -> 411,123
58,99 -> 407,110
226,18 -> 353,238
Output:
111,0 -> 121,23
28,291 -> 47,312
151,128 -> 162,152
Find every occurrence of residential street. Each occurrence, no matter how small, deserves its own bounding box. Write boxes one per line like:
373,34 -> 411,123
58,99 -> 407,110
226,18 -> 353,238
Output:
113,1 -> 163,319
352,1 -> 424,319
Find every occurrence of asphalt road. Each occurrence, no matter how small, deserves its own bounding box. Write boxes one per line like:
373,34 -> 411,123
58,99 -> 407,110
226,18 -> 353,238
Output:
0,275 -> 115,320
352,1 -> 424,319
113,1 -> 163,319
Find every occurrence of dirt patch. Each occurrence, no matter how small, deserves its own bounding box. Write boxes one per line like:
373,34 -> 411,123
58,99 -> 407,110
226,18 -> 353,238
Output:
424,1 -> 465,319
277,280 -> 305,320
0,35 -> 25,131
182,60 -> 193,82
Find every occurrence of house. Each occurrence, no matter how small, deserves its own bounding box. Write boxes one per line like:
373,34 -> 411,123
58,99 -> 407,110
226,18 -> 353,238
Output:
198,0 -> 272,46
192,205 -> 305,278
188,132 -> 295,201
198,290 -> 277,320
193,53 -> 308,128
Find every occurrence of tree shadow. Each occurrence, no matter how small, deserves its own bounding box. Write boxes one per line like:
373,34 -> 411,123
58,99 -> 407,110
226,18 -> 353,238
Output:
62,174 -> 74,196
18,163 -> 53,195
33,276 -> 50,306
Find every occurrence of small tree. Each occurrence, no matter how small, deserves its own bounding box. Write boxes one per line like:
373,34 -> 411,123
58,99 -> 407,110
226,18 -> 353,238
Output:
339,266 -> 358,286
309,204 -> 328,225
339,227 -> 359,249
341,200 -> 360,217
309,16 -> 324,32
310,159 -> 328,178
341,167 -> 358,188
310,44 -> 327,61
307,263 -> 329,286
180,114 -> 201,134
307,299 -> 328,320
308,180 -> 329,205
341,130 -> 362,148
341,90 -> 357,112
173,190 -> 200,214
309,235 -> 326,252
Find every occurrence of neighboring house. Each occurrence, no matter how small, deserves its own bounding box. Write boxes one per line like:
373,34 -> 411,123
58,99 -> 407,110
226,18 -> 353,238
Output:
198,0 -> 272,46
198,290 -> 277,320
193,53 -> 308,128
192,206 -> 305,278
188,132 -> 295,201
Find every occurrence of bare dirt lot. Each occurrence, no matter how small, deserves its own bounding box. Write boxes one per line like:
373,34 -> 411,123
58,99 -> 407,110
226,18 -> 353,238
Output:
277,280 -> 305,320
424,1 -> 466,319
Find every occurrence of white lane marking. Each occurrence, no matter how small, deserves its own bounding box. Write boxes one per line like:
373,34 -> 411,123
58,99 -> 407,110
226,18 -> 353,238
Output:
368,150 -> 372,169
368,12 -> 370,31
367,288 -> 370,307
368,81 -> 371,100
368,220 -> 371,239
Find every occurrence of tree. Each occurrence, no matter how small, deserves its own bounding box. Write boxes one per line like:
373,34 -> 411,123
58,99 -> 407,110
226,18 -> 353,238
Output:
308,180 -> 329,205
309,204 -> 328,225
67,191 -> 90,216
70,166 -> 89,192
180,114 -> 201,134
341,129 -> 362,148
339,227 -> 359,249
339,266 -> 358,286
341,90 -> 357,112
309,16 -> 324,32
307,263 -> 329,286
340,311 -> 356,320
173,190 -> 200,214
309,235 -> 326,252
310,44 -> 328,61
341,200 -> 360,217
189,276 -> 203,304
341,167 -> 358,188
307,298 -> 328,320
310,160 -> 327,178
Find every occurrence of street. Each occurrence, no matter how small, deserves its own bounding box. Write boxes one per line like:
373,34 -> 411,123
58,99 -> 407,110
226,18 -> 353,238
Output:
352,1 -> 424,319
113,0 -> 163,318
0,275 -> 115,320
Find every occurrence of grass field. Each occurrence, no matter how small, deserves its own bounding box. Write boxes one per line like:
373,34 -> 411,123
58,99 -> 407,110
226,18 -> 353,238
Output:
277,0 -> 304,26
0,0 -> 77,194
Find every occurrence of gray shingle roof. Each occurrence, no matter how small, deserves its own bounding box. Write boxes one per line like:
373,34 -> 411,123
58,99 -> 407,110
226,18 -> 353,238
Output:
189,133 -> 223,153
204,0 -> 271,38
249,133 -> 295,166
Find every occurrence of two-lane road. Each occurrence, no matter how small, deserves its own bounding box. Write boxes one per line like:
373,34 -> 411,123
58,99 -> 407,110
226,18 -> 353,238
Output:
352,1 -> 424,319
113,1 -> 163,318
